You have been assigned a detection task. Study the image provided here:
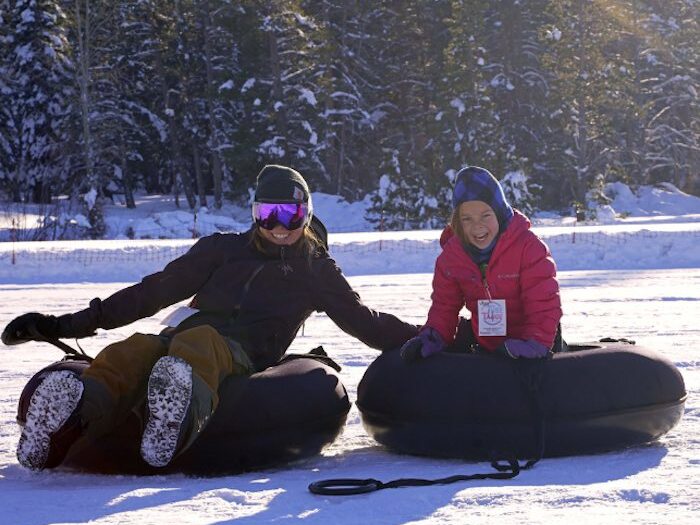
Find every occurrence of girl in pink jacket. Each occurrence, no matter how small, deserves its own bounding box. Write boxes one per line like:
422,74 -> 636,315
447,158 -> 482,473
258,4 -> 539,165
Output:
401,166 -> 563,361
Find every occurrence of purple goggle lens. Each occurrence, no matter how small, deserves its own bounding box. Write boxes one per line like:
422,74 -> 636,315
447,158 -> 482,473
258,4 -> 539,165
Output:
253,202 -> 308,230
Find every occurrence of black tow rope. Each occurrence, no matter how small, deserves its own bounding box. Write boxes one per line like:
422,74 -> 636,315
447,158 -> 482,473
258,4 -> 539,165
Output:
45,337 -> 90,359
308,457 -> 524,496
28,324 -> 92,361
309,358 -> 547,496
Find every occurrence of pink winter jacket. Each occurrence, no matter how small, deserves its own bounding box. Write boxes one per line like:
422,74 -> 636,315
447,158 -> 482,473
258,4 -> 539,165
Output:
425,210 -> 562,351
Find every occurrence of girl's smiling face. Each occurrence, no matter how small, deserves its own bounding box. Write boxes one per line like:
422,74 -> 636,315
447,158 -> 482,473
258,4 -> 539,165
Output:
458,201 -> 499,249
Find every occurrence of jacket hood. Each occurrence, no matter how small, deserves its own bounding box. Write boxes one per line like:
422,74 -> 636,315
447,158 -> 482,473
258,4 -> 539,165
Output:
439,225 -> 455,248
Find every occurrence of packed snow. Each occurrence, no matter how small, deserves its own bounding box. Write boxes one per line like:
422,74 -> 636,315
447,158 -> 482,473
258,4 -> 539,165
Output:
0,183 -> 698,524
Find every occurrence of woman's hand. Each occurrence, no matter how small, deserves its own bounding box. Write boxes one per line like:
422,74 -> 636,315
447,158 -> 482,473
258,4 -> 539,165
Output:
2,313 -> 62,345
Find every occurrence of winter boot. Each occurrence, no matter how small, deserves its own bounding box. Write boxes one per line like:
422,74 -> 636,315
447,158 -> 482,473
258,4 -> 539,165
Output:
140,355 -> 194,468
17,370 -> 84,470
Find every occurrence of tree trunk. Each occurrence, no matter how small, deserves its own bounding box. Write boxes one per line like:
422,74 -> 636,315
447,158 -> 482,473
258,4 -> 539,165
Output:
74,0 -> 95,194
120,138 -> 135,209
335,3 -> 349,195
193,146 -> 208,208
268,28 -> 289,158
573,0 -> 589,203
154,49 -> 196,209
630,0 -> 648,185
201,0 -> 223,209
73,0 -> 104,238
336,121 -> 346,196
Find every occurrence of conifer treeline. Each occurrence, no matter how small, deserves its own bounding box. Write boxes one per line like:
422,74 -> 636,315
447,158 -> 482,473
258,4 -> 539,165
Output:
1,1 -> 698,231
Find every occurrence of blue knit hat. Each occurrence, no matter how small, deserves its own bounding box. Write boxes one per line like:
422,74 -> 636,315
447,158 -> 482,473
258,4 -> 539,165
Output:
452,166 -> 514,230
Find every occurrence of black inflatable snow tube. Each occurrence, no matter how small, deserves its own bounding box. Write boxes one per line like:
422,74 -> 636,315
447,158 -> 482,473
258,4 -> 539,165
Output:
357,342 -> 686,459
17,355 -> 350,474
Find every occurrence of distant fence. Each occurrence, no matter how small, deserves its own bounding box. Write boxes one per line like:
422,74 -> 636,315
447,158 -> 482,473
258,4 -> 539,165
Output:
2,228 -> 699,267
2,246 -> 190,266
546,228 -> 700,248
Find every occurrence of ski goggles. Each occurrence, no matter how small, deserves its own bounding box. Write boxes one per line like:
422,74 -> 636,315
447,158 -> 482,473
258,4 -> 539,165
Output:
252,201 -> 309,230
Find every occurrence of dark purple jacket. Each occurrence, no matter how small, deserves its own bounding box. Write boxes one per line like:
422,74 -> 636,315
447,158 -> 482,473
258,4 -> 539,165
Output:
69,228 -> 417,370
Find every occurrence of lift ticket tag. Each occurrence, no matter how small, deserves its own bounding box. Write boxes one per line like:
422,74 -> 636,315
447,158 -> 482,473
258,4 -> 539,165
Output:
161,306 -> 198,327
477,299 -> 506,336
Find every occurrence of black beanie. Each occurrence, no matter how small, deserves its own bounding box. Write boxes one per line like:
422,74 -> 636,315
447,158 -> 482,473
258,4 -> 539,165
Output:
254,165 -> 310,203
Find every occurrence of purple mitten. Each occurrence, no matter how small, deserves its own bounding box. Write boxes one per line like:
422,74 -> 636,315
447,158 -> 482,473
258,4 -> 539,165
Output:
418,327 -> 446,358
503,339 -> 549,359
400,327 -> 446,362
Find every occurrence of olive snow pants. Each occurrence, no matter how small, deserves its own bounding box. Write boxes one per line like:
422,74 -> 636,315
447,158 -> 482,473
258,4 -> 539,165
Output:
79,325 -> 249,441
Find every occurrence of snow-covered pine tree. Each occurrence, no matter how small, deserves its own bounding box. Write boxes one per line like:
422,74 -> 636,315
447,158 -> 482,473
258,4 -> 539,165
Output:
364,0 -> 452,229
181,0 -> 241,209
477,0 -> 552,181
205,0 -> 241,208
500,169 -> 537,216
0,0 -> 74,203
64,0 -> 114,236
304,1 -> 379,199
641,0 -> 699,192
539,0 -> 626,209
603,0 -> 653,188
231,0 -> 323,194
86,1 -> 170,211
438,0 -> 498,175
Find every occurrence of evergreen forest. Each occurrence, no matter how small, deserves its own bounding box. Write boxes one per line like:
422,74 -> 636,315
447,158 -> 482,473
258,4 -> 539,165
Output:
1,0 -> 698,233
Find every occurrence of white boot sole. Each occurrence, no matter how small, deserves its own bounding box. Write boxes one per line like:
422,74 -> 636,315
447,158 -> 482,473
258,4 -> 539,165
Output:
140,356 -> 192,467
17,371 -> 84,470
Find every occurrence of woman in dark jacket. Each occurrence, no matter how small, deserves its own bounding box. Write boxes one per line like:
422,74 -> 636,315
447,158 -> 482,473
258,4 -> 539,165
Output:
2,165 -> 417,470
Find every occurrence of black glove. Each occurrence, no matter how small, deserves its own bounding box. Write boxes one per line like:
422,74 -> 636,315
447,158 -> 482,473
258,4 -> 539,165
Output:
2,313 -> 64,345
400,336 -> 424,362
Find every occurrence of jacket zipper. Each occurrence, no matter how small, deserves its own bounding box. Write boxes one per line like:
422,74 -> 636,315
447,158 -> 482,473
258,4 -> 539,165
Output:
235,263 -> 266,310
279,246 -> 293,275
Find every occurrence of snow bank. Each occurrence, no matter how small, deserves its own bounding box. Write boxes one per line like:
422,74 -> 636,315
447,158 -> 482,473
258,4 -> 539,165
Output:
1,223 -> 699,284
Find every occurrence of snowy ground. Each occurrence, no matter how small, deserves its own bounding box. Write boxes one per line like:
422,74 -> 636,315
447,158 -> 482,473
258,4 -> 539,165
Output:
0,184 -> 699,524
0,269 -> 698,525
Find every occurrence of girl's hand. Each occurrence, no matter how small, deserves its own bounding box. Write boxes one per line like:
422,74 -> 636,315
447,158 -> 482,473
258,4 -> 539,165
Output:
500,339 -> 550,359
400,328 -> 445,362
